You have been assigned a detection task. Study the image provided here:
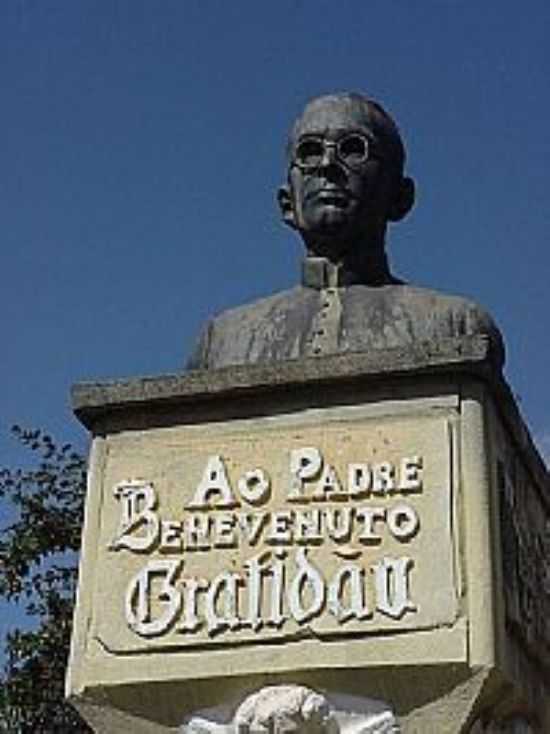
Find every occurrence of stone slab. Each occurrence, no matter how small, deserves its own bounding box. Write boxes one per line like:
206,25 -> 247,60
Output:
72,336 -> 496,425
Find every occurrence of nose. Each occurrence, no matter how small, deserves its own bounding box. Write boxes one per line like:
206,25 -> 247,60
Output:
319,141 -> 338,168
318,143 -> 346,182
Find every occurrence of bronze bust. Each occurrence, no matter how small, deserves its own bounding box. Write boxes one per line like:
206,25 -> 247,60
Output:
187,93 -> 503,370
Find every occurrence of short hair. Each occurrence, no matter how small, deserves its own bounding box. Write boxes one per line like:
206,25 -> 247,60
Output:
287,92 -> 406,179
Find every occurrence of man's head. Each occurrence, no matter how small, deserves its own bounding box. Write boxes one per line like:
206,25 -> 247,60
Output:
278,93 -> 415,262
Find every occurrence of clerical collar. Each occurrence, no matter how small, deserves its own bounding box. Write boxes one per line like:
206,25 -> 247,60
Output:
301,256 -> 394,289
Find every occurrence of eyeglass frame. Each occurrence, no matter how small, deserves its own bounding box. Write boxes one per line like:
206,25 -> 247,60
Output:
289,131 -> 381,173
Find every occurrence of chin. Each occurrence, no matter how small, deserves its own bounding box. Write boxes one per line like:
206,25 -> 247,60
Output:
308,207 -> 354,232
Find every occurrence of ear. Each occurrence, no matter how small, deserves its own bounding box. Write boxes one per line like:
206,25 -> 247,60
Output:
388,176 -> 415,222
277,185 -> 297,229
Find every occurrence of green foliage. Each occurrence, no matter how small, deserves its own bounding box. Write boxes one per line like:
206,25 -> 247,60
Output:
0,427 -> 91,732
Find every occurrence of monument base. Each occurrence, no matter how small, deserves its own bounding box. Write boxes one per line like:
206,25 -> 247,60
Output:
67,337 -> 549,733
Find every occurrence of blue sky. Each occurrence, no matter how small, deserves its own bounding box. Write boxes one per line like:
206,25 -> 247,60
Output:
1,1 -> 549,641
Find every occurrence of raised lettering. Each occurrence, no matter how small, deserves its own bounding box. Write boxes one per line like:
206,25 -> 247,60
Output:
294,509 -> 323,544
268,549 -> 287,628
288,548 -> 325,624
212,513 -> 237,548
238,512 -> 268,546
110,481 -> 160,552
387,504 -> 419,541
187,455 -> 239,509
313,464 -> 346,501
372,462 -> 396,494
243,550 -> 270,631
238,469 -> 271,506
399,456 -> 423,492
327,563 -> 371,622
179,576 -> 208,633
125,559 -> 182,637
325,507 -> 354,543
267,511 -> 293,545
356,506 -> 386,543
159,520 -> 182,552
205,571 -> 242,635
373,556 -> 416,619
288,447 -> 322,501
348,463 -> 372,497
185,514 -> 211,551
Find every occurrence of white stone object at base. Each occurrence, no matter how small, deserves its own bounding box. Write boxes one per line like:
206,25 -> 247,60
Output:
180,685 -> 399,734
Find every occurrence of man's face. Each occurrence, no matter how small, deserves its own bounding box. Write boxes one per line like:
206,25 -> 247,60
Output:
285,97 -> 395,255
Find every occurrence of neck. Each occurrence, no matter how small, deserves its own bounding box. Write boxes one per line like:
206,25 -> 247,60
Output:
302,235 -> 399,287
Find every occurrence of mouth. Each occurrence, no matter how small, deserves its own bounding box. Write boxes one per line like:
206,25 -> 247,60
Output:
308,188 -> 351,207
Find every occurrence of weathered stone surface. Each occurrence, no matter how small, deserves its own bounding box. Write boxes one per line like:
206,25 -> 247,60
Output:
73,335 -> 497,427
67,342 -> 550,732
187,283 -> 504,373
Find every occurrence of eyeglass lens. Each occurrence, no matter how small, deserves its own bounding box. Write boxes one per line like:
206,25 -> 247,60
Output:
294,134 -> 369,169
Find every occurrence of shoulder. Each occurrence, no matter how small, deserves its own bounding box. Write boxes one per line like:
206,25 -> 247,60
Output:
342,283 -> 504,366
210,286 -> 311,329
185,287 -> 313,370
393,284 -> 505,364
397,284 -> 500,326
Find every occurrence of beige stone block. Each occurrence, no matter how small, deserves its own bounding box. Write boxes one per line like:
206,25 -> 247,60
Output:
67,347 -> 550,732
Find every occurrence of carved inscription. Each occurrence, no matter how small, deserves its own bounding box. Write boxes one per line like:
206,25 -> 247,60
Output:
108,447 -> 425,639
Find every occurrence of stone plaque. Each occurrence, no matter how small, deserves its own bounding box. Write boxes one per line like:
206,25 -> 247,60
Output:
88,406 -> 458,659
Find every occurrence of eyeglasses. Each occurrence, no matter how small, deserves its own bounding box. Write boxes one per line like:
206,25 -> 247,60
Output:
291,132 -> 374,172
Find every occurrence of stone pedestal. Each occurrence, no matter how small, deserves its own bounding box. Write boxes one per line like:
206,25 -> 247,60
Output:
66,337 -> 549,733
